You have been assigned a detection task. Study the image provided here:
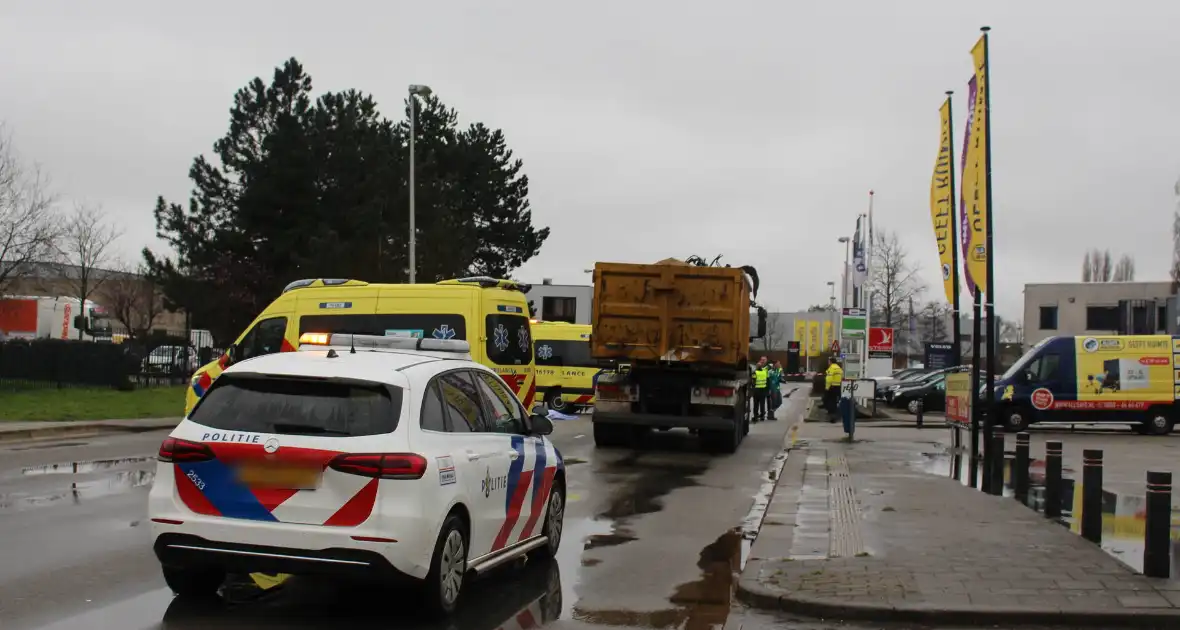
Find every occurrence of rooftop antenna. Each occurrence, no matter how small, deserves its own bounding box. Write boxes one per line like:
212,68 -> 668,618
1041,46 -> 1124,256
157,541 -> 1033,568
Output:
350,334 -> 357,354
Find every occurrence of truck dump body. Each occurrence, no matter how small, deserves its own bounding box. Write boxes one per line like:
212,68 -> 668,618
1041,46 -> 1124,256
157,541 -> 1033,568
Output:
591,260 -> 751,367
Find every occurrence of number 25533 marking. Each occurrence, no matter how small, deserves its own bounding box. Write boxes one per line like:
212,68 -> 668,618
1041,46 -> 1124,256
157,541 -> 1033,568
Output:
186,470 -> 206,491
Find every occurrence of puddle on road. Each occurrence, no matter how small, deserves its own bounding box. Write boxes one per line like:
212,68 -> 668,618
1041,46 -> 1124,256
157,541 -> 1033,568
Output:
0,457 -> 156,514
595,456 -> 706,520
573,529 -> 742,630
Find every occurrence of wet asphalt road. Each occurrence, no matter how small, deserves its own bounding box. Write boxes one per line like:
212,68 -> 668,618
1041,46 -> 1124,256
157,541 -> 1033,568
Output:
1,387 -> 811,630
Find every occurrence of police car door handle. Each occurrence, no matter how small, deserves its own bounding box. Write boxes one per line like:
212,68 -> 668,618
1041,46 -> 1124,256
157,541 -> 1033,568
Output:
465,450 -> 481,462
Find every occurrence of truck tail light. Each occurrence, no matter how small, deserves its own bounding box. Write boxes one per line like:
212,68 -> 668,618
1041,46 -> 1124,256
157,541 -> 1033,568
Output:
329,453 -> 428,480
708,387 -> 734,398
158,438 -> 215,463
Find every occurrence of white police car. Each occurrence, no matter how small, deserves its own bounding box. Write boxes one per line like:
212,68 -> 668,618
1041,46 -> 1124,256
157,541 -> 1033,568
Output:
148,333 -> 565,615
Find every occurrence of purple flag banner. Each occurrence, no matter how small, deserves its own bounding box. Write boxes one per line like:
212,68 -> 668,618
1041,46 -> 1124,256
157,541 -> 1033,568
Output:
960,76 -> 978,297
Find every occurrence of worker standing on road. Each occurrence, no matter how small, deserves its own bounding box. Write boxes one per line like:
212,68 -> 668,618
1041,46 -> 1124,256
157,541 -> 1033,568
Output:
752,357 -> 769,422
823,356 -> 843,423
767,360 -> 783,419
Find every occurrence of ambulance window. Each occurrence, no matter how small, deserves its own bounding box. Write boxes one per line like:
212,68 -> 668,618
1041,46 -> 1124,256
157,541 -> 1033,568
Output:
438,371 -> 488,433
238,317 -> 288,360
535,340 -> 593,367
485,314 -> 532,365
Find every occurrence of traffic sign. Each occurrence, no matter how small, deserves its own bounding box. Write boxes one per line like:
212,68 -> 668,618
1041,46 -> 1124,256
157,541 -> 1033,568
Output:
830,340 -> 841,354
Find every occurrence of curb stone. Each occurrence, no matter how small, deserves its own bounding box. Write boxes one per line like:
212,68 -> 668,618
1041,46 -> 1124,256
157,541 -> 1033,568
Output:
0,420 -> 177,443
735,570 -> 1180,628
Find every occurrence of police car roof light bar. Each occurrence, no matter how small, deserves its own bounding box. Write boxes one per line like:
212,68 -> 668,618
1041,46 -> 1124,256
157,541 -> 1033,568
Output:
299,332 -> 471,354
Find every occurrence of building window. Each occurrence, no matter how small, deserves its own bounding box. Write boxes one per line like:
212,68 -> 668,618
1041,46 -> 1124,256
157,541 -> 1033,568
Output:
542,296 -> 577,323
1085,306 -> 1119,331
1038,306 -> 1058,331
1159,305 -> 1167,332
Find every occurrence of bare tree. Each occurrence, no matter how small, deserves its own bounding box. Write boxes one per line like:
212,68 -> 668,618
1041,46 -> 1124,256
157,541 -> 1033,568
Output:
1112,255 -> 1135,282
1173,177 -> 1180,293
1083,248 -> 1133,282
999,317 -> 1024,345
99,263 -> 163,339
0,124 -> 59,293
919,301 -> 952,342
58,203 -> 122,338
868,230 -> 926,331
760,313 -> 787,352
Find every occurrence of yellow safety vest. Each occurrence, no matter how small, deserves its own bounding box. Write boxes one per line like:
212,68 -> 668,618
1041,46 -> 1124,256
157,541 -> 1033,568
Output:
825,364 -> 844,388
754,368 -> 769,388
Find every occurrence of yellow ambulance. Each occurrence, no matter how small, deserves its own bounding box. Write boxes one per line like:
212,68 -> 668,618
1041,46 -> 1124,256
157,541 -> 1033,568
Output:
532,321 -> 600,413
185,277 -> 537,415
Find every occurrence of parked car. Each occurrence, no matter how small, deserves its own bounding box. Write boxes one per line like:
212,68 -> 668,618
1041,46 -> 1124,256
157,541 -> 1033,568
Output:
141,344 -> 200,376
890,372 -> 951,414
872,368 -> 934,399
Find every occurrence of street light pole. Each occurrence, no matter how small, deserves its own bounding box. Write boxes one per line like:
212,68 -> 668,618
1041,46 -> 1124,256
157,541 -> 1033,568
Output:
407,83 -> 433,284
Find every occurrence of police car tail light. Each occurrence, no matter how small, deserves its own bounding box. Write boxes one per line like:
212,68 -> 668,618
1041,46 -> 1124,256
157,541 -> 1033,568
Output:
708,387 -> 734,398
158,438 -> 214,463
299,332 -> 330,345
329,453 -> 428,480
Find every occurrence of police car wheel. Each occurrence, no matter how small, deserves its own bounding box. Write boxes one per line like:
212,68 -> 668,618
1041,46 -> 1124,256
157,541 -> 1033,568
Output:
539,481 -> 565,557
424,513 -> 468,616
162,564 -> 225,597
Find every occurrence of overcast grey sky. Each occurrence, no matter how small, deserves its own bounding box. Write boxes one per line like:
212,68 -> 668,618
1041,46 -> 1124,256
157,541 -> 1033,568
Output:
2,1 -> 1178,321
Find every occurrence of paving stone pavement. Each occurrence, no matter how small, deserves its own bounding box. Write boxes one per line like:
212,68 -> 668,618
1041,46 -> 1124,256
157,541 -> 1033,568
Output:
736,417 -> 1180,627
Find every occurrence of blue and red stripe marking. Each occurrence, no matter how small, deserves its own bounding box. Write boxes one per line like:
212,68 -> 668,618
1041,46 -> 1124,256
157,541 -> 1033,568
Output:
521,440 -> 556,539
492,435 -> 531,550
172,441 -> 375,527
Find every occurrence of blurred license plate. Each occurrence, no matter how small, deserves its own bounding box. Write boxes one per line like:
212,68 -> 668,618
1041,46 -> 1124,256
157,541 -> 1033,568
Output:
236,464 -> 320,490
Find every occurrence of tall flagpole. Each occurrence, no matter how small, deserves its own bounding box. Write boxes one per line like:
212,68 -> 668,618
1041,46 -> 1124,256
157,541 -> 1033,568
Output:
862,190 -> 875,375
981,25 -> 999,494
946,91 -> 963,367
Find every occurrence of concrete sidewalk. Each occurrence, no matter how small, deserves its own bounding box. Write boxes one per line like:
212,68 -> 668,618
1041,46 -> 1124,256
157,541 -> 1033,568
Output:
0,417 -> 179,442
736,420 -> 1180,627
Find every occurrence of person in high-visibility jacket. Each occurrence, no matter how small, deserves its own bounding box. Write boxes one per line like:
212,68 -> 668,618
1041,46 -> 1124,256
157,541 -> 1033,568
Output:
823,357 -> 844,422
752,358 -> 770,422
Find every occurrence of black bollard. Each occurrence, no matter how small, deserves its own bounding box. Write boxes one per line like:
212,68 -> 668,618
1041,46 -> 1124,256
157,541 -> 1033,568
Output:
990,434 -> 1005,495
916,400 -> 924,429
1014,432 -> 1030,506
1045,441 -> 1063,519
1144,471 -> 1172,579
1081,449 -> 1103,544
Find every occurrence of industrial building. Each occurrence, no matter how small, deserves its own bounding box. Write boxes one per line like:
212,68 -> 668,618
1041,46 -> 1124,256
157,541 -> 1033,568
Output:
524,279 -> 593,324
1023,281 -> 1174,348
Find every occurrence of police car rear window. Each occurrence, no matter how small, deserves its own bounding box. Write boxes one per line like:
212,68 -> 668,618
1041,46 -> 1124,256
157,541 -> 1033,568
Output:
191,376 -> 402,437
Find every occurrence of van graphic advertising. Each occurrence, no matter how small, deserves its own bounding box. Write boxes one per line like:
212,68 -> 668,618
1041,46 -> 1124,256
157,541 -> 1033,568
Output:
991,335 -> 1180,435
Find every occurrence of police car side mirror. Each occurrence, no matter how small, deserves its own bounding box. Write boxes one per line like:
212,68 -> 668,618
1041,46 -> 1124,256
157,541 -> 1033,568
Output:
529,413 -> 554,436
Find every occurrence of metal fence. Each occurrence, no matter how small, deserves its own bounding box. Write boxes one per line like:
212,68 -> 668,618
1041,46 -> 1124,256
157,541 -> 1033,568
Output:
0,329 -> 223,392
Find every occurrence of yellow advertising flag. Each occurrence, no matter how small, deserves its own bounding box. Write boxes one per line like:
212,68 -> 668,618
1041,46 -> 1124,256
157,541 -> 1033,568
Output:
807,320 -> 820,356
822,320 -> 832,351
963,34 -> 990,289
930,99 -> 956,304
794,319 -> 808,357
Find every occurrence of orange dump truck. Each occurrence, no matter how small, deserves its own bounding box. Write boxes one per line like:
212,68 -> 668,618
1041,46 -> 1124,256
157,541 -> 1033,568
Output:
589,258 -> 766,453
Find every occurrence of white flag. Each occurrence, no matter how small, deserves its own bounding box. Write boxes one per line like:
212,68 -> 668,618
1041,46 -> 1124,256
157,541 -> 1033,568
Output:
851,216 -> 868,289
